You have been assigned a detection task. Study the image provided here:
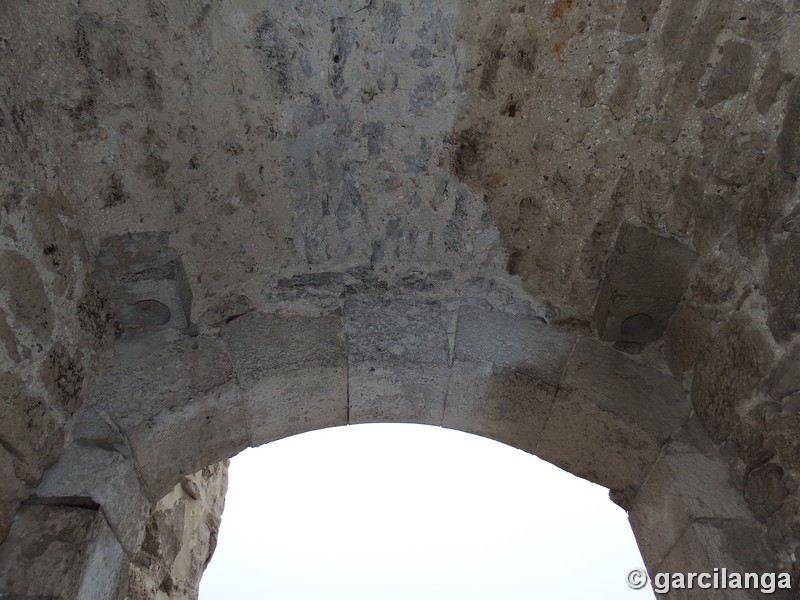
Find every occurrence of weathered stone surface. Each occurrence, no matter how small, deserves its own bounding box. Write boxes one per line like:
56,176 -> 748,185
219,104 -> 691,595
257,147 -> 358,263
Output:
454,305 -> 575,386
744,463 -> 788,522
96,332 -> 247,498
346,298 -> 452,424
0,308 -> 20,364
619,0 -> 663,34
0,445 -> 28,544
766,227 -> 800,341
0,504 -> 128,600
769,344 -> 800,401
630,448 -> 752,567
692,317 -> 774,443
32,444 -> 150,555
0,250 -> 53,341
702,41 -> 755,107
594,224 -> 698,344
443,361 -> 557,454
97,232 -> 193,333
655,520 -> 775,599
777,80 -> 800,176
664,305 -> 713,376
125,461 -> 227,600
221,311 -> 347,444
537,339 -> 691,494
0,372 -> 63,485
755,50 -> 794,114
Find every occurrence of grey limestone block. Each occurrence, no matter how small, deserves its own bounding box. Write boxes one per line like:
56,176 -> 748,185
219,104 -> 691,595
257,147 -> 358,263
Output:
537,339 -> 691,494
453,304 -> 575,387
94,331 -> 248,499
629,446 -> 751,568
0,504 -> 128,600
31,443 -> 149,557
594,223 -> 698,344
344,298 -> 453,424
97,232 -> 192,333
220,311 -> 348,445
443,360 -> 557,454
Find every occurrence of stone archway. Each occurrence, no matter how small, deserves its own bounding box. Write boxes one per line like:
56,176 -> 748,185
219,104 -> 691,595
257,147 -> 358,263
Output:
1,0 -> 798,597
0,291 -> 762,598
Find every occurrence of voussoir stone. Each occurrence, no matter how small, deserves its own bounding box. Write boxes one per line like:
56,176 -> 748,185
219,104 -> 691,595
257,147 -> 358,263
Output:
345,298 -> 453,424
221,311 -> 347,445
537,339 -> 691,494
94,331 -> 248,499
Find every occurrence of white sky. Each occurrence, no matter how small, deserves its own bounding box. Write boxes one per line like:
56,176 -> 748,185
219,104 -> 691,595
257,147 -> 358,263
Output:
199,423 -> 655,600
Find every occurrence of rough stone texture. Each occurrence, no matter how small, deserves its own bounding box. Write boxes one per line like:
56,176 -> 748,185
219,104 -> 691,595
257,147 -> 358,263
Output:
769,344 -> 800,401
0,504 -> 128,600
345,298 -> 453,424
1,0 -> 800,595
97,232 -> 193,334
691,316 -> 774,444
664,305 -> 713,376
32,443 -> 150,555
95,331 -> 247,499
453,305 -> 575,386
125,461 -> 228,600
593,223 -> 698,344
537,339 -> 691,502
630,443 -> 751,568
221,311 -> 347,445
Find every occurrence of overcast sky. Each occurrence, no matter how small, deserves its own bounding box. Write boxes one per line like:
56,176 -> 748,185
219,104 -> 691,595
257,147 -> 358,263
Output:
199,423 -> 655,599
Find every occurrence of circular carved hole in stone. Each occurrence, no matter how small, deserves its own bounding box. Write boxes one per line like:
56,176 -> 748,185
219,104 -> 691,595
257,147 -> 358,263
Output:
133,299 -> 171,327
620,313 -> 654,336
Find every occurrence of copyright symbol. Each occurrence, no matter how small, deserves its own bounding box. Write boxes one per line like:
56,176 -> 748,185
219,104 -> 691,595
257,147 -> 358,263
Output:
627,568 -> 648,590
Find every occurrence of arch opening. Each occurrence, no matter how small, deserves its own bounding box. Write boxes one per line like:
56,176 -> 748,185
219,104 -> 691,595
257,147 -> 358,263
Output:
198,424 -> 654,600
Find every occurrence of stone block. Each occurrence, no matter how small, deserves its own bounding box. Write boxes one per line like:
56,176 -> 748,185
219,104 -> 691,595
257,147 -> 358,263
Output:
453,305 -> 575,387
32,444 -> 149,556
221,312 -> 347,445
594,224 -> 698,343
95,331 -> 248,499
664,305 -> 712,376
345,298 -> 452,424
0,372 -> 63,485
691,316 -> 773,443
769,344 -> 800,401
654,520 -> 777,600
443,360 -> 557,453
0,504 -> 128,600
97,232 -> 192,332
537,339 -> 691,494
629,449 -> 751,568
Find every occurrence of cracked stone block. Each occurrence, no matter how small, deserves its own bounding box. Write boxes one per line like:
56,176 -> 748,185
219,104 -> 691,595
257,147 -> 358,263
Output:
453,305 -> 575,387
0,504 -> 128,600
94,331 -> 248,499
345,298 -> 452,424
537,339 -> 691,496
221,312 -> 347,445
443,360 -> 557,454
97,232 -> 192,332
594,223 -> 698,343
